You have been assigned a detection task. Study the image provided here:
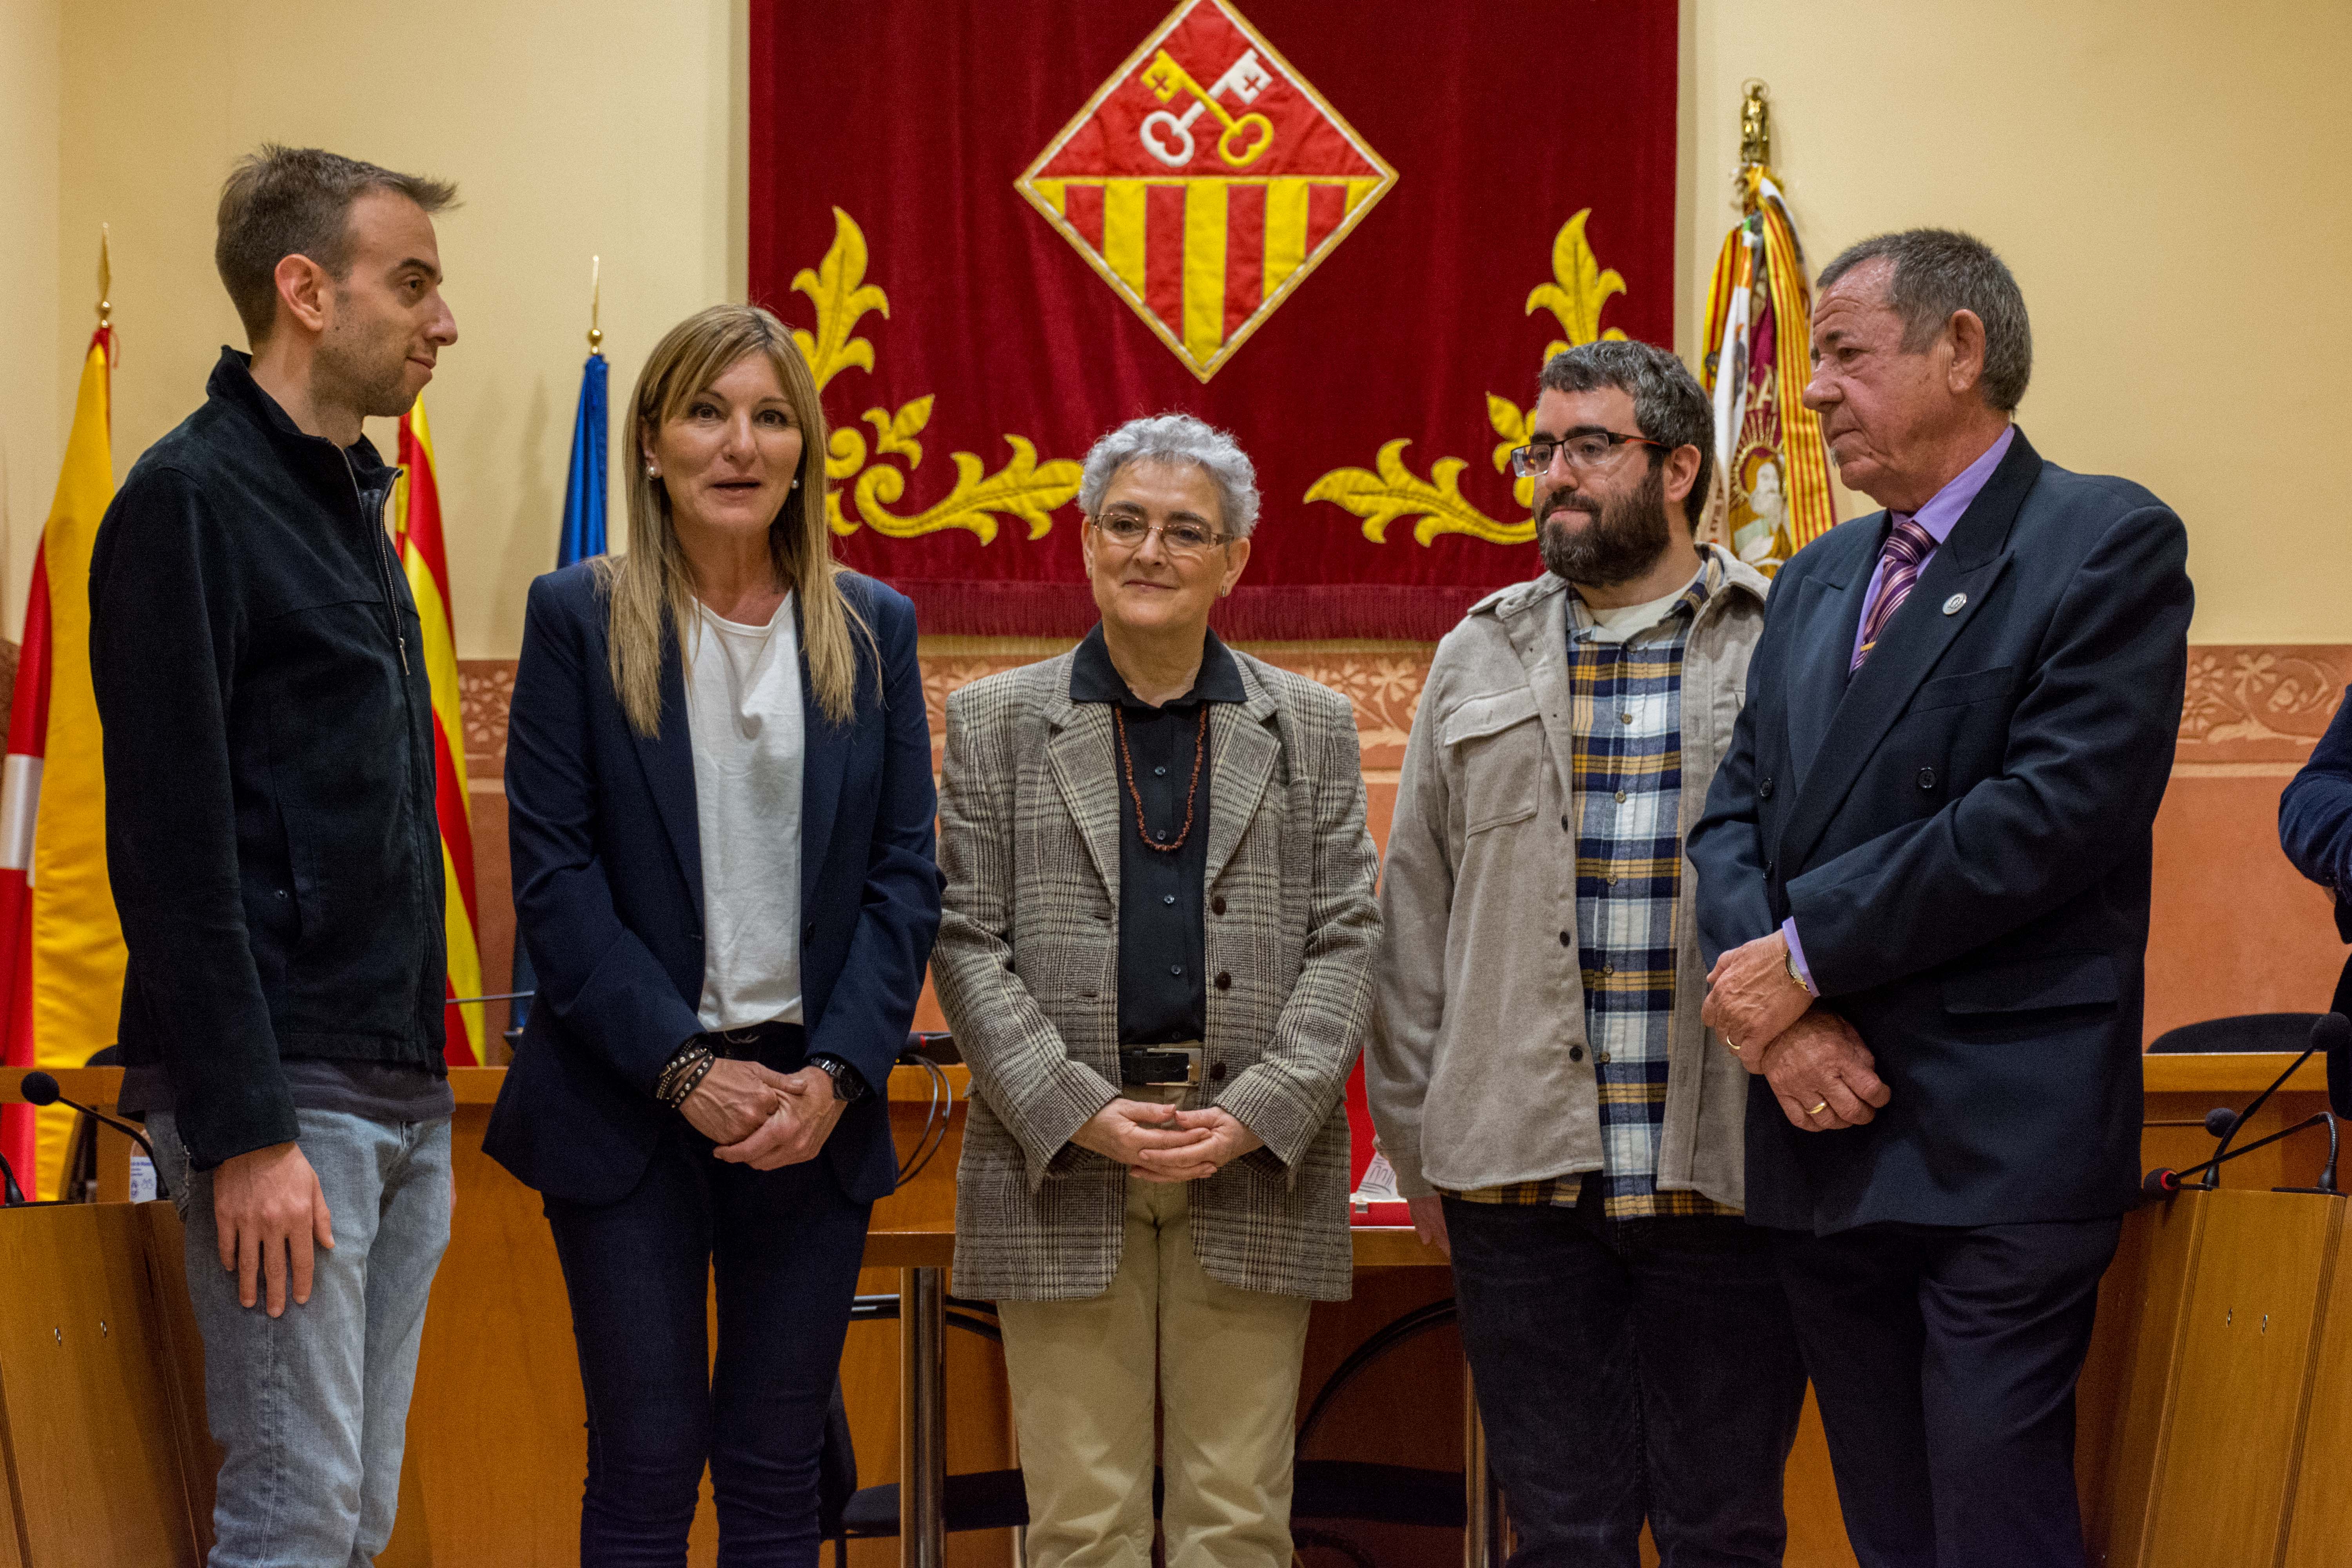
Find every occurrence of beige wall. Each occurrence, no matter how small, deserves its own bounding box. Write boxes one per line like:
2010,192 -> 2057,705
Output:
7,1 -> 2346,651
1,0 -> 62,627
41,0 -> 742,655
1689,0 -> 2352,644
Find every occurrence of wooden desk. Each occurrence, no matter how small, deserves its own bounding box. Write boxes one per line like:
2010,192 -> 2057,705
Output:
2,1053 -> 2341,1568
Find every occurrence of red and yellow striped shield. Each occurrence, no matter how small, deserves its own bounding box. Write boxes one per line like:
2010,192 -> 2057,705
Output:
1017,0 -> 1396,382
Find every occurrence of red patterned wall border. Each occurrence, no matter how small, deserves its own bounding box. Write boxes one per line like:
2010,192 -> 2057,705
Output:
454,643 -> 2350,783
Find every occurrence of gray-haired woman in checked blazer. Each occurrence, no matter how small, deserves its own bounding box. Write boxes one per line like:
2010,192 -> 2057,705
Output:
933,413 -> 1381,1568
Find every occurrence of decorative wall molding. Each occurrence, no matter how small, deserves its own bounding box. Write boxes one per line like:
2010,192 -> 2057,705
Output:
459,661 -> 517,780
2176,645 -> 2351,764
453,642 -> 2351,780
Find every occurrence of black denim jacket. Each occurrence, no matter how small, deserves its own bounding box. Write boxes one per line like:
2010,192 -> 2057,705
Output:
90,348 -> 446,1170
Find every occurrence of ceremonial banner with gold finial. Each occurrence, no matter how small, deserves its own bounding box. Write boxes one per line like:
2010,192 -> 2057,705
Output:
0,325 -> 127,1198
1701,146 -> 1838,572
391,399 -> 483,1066
749,0 -> 1677,638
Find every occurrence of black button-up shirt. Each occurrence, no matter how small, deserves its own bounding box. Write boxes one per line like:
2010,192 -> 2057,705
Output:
1069,624 -> 1245,1046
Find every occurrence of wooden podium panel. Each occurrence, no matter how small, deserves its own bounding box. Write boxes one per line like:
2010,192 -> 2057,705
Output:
2090,1188 -> 2347,1568
2282,1198 -> 2352,1568
0,1203 -> 200,1568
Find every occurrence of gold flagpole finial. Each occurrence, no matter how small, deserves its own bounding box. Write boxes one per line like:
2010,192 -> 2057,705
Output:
588,255 -> 603,355
1737,80 -> 1771,174
97,223 -> 113,330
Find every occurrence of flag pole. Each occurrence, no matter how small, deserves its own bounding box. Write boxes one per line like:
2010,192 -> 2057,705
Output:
588,254 -> 603,356
96,224 -> 117,370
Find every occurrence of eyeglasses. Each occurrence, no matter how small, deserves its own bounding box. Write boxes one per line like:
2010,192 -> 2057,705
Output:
1509,431 -> 1670,479
1090,514 -> 1232,557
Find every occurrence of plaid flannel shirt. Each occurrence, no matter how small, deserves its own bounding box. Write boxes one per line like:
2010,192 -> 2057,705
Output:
1448,554 -> 1740,1220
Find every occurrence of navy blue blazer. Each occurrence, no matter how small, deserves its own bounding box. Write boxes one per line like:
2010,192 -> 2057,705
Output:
483,563 -> 942,1205
1689,430 -> 2193,1233
2281,687 -> 2352,944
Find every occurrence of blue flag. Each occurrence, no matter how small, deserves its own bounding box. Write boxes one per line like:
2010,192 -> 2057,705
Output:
514,351 -> 610,1041
557,352 -> 608,566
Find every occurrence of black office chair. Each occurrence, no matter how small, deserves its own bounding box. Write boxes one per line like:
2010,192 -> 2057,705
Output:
2146,1013 -> 2325,1054
1288,1296 -> 1468,1564
819,1293 -> 1029,1564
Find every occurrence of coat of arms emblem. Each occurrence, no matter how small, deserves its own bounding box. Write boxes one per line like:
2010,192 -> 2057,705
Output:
1016,0 -> 1397,381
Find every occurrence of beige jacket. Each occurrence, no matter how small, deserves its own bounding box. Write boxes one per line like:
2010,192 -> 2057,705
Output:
1367,549 -> 1770,1206
935,649 -> 1381,1302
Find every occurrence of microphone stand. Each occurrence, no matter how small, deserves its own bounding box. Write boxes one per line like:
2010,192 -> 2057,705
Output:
2199,1018 -> 2346,1188
2148,1112 -> 2343,1198
19,1073 -> 172,1201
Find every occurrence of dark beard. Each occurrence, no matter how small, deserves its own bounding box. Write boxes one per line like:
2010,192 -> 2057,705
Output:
1536,461 -> 1673,588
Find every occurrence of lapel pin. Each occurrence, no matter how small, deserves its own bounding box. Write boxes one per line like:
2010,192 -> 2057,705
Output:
1941,593 -> 1967,616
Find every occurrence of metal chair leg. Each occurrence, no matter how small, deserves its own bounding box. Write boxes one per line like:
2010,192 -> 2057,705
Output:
898,1265 -> 947,1568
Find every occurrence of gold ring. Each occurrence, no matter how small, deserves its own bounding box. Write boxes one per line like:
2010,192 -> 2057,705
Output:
1808,1100 -> 1829,1116
1727,1039 -> 1744,1055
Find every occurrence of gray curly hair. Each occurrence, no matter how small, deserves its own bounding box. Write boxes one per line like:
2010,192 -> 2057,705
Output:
1076,413 -> 1262,538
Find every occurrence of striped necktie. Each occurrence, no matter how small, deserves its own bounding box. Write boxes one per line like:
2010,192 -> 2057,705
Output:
1851,517 -> 1937,672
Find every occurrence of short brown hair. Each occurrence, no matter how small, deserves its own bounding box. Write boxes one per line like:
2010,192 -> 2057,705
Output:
214,145 -> 458,344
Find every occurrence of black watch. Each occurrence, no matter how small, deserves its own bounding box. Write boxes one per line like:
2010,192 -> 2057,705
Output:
809,1054 -> 869,1104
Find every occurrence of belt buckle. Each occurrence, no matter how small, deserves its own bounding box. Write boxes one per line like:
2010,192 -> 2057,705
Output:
1126,1044 -> 1203,1087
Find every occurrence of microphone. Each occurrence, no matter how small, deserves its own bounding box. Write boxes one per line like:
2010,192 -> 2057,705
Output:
0,1149 -> 24,1206
18,1070 -> 172,1200
2199,1013 -> 2350,1188
2204,1106 -> 2240,1138
2327,1011 -> 2352,1123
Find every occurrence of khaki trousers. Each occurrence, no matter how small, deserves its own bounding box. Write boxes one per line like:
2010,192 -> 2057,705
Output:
996,1174 -> 1313,1568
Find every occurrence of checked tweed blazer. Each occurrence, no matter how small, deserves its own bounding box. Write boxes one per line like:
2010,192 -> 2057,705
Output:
935,647 -> 1381,1303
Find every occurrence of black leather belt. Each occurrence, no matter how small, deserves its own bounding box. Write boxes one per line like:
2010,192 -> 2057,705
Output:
1119,1044 -> 1203,1087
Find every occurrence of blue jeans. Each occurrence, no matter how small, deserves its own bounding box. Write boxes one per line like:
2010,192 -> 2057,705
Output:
1444,1196 -> 1808,1567
150,1107 -> 453,1568
543,1125 -> 873,1568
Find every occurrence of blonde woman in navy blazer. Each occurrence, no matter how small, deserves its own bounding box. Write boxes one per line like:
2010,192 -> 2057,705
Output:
486,304 -> 941,1567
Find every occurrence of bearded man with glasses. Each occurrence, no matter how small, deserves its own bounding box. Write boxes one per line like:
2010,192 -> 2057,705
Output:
934,413 -> 1380,1568
1368,340 -> 1807,1565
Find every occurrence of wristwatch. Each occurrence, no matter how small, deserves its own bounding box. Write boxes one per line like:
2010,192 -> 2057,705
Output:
809,1054 -> 870,1104
1783,948 -> 1815,997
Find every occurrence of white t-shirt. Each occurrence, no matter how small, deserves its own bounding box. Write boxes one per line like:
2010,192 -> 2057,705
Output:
682,593 -> 804,1031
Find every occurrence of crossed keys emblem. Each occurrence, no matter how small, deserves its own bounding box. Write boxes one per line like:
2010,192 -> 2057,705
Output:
1138,45 -> 1276,168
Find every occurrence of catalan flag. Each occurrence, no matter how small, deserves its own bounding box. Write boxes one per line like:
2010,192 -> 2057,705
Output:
391,399 -> 483,1066
0,327 -> 129,1198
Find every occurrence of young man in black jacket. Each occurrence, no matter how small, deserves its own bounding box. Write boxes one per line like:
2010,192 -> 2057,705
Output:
90,145 -> 460,1568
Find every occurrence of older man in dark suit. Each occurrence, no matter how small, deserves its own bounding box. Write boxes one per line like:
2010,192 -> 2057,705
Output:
1688,229 -> 2192,1568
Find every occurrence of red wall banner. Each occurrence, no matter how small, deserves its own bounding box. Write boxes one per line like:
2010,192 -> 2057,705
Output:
749,0 -> 1678,639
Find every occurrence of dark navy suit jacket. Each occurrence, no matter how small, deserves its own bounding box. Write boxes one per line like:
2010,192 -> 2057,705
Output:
2281,688 -> 2352,1015
484,563 -> 942,1205
1689,430 -> 2193,1233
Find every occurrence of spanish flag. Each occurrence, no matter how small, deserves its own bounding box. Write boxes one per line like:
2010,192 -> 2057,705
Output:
0,328 -> 128,1198
391,400 -> 483,1066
